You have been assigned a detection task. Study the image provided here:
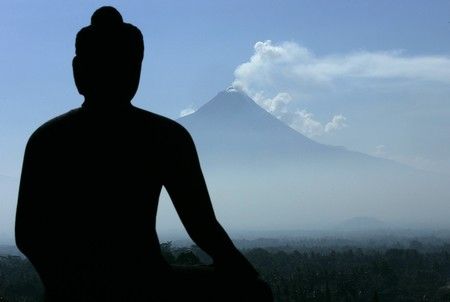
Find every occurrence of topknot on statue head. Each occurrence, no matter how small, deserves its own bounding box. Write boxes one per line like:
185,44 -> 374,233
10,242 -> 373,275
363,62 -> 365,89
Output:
90,6 -> 124,27
75,6 -> 144,63
73,6 -> 144,102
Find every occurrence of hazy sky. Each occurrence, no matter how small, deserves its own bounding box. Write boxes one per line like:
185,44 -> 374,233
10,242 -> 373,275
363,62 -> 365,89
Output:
1,0 -> 450,177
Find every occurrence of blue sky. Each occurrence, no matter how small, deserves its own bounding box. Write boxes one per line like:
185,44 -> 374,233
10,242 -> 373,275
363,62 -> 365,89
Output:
1,0 -> 450,177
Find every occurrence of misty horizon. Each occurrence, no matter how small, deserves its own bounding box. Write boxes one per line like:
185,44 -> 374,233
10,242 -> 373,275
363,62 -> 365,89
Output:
1,1 -> 450,245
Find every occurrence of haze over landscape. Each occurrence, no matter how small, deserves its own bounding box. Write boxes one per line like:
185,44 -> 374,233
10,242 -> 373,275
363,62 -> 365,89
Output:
156,88 -> 450,238
1,1 -> 450,244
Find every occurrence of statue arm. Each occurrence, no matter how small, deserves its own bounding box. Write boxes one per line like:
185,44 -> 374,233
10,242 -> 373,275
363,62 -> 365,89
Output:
163,126 -> 258,277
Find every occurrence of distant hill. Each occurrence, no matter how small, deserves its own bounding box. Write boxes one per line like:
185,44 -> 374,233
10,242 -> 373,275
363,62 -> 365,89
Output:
337,216 -> 387,231
0,245 -> 21,256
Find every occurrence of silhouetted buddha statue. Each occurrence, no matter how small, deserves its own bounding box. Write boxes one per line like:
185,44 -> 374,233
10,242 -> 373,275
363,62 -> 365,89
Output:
15,6 -> 272,302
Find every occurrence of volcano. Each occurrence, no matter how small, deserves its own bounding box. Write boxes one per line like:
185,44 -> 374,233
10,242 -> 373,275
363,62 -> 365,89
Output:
178,88 -> 394,170
167,88 -> 450,230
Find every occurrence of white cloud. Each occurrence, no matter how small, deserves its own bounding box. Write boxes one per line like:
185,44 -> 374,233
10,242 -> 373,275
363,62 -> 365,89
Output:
252,92 -> 292,115
233,40 -> 365,137
229,40 -> 450,172
232,40 -> 450,138
325,115 -> 347,133
233,40 -> 450,93
289,110 -> 325,137
179,106 -> 196,117
278,109 -> 346,137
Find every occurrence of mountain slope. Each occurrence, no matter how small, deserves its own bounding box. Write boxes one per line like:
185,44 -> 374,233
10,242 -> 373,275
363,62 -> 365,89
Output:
169,89 -> 450,230
179,89 -> 400,170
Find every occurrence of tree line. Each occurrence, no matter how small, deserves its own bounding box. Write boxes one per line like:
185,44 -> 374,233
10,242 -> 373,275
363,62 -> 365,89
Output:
1,241 -> 450,301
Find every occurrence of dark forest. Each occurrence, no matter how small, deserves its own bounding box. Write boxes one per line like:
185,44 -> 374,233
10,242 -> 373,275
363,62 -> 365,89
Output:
2,238 -> 450,302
